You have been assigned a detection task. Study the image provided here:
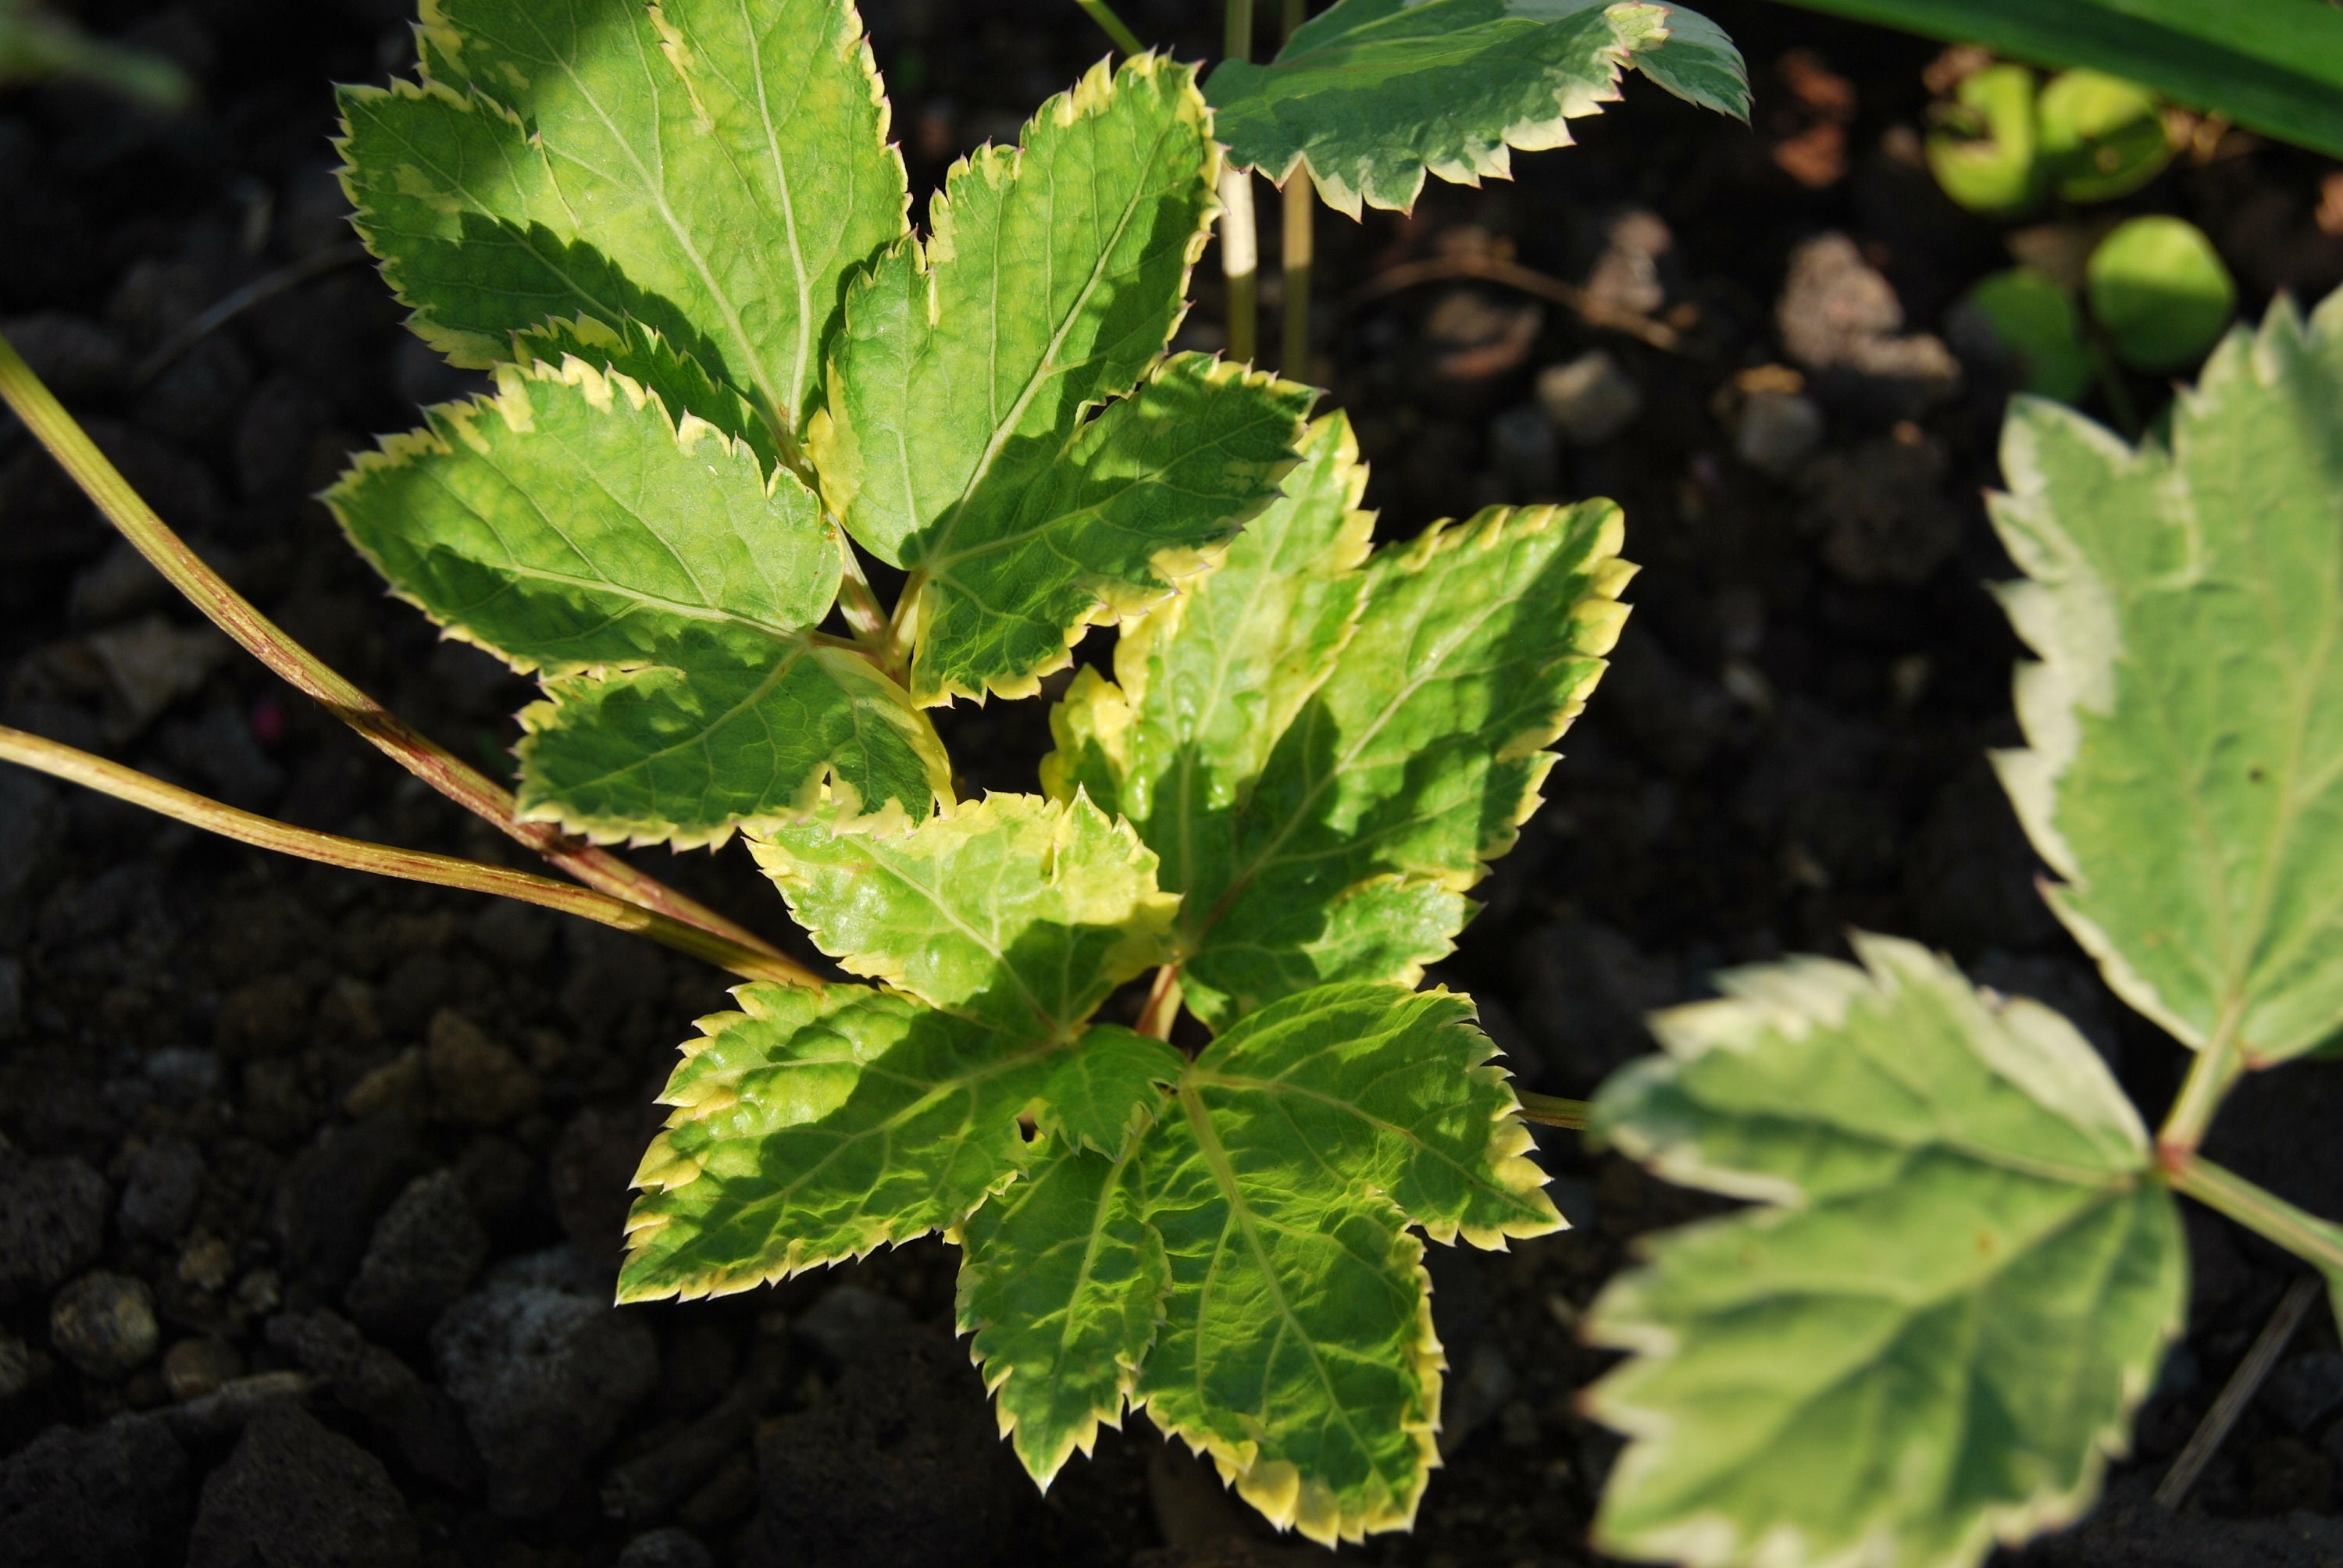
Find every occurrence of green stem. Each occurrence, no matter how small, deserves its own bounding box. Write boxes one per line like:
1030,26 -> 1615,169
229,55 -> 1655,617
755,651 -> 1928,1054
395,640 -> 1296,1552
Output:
0,726 -> 819,988
2157,1004 -> 2244,1159
0,330 -> 788,967
1278,0 -> 1311,376
1136,965 -> 1184,1041
1515,1091 -> 1589,1131
2169,1153 -> 2343,1281
1220,0 -> 1258,364
1075,0 -> 1145,55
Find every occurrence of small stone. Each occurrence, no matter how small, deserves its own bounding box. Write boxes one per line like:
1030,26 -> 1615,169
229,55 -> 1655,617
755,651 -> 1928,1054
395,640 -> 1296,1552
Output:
0,1155 -> 109,1305
0,312 -> 128,400
186,1403 -> 420,1568
275,1118 -> 430,1294
1422,290 -> 1544,383
1777,233 -> 1960,415
214,973 -> 312,1059
77,615 -> 236,744
236,1269 -> 284,1317
118,1135 -> 206,1242
50,1271 -> 160,1379
266,1308 -> 481,1492
1536,350 -> 1642,445
793,1284 -> 912,1364
1733,388 -> 1826,478
177,1232 -> 236,1292
0,1332 -> 34,1400
1799,426 -> 1963,588
433,1249 -> 658,1516
549,1105 -> 654,1267
344,1170 -> 489,1340
343,1046 -> 430,1121
427,1010 -> 541,1127
2266,1350 -> 2343,1435
618,1527 -> 716,1568
316,975 -> 383,1047
0,1414 -> 189,1568
145,1046 -> 223,1104
163,1337 -> 244,1402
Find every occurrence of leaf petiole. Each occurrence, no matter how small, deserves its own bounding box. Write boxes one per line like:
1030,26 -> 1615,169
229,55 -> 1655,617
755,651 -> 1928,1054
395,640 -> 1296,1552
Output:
0,331 -> 786,963
2166,1152 -> 2343,1292
1514,1090 -> 1589,1130
1220,0 -> 1259,363
0,725 -> 819,987
2156,1004 -> 2245,1160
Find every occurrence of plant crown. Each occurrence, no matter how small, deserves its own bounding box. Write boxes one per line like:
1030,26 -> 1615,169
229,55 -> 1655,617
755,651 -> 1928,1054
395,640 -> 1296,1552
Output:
324,0 -> 1738,1542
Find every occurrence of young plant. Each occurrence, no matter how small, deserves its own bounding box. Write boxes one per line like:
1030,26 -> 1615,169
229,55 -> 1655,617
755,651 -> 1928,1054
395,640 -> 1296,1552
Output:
0,0 -> 1739,1545
1580,288 -> 2343,1567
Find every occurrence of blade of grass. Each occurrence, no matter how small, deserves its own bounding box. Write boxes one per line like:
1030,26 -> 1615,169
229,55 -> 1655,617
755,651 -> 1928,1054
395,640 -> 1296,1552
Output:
1075,0 -> 1144,56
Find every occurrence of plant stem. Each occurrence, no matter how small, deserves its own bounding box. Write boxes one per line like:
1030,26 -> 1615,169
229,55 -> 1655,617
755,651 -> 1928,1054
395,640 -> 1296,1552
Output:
1075,0 -> 1144,55
0,725 -> 819,987
1278,0 -> 1311,377
2168,1152 -> 2343,1281
0,330 -> 787,965
833,536 -> 892,647
2155,1274 -> 2322,1509
1220,0 -> 1258,364
2157,1004 -> 2243,1160
1515,1091 -> 1589,1131
1136,965 -> 1184,1040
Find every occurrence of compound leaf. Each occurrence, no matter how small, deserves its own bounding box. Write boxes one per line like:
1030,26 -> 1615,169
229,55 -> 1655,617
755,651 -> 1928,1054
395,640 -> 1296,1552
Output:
1054,467 -> 1632,1030
1036,1025 -> 1186,1157
340,0 -> 908,436
1133,982 -> 1556,1545
811,54 -> 1254,702
621,985 -> 1057,1300
750,792 -> 1178,1038
958,1137 -> 1168,1484
1203,0 -> 1749,217
1585,933 -> 2184,1568
326,356 -> 947,845
1992,291 -> 2343,1064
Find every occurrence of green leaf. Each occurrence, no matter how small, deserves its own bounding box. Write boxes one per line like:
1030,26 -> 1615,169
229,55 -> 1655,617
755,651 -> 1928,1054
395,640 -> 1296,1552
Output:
1958,269 -> 2091,403
900,355 -> 1318,706
2036,69 -> 2172,203
1585,932 -> 2184,1568
1924,62 -> 2040,217
2085,216 -> 2234,372
958,1137 -> 1168,1484
338,0 -> 908,435
811,54 -> 1248,702
1991,290 -> 2343,1064
621,985 -> 1057,1301
1036,1025 -> 1186,1157
1133,982 -> 1558,1544
750,792 -> 1177,1038
325,357 -> 948,845
1202,0 -> 1748,218
1051,439 -> 1634,1029
1774,0 -> 2343,162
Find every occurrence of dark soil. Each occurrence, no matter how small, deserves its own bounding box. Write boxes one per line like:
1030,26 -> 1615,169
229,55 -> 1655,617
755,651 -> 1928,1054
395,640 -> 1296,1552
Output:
5,2 -> 2343,1565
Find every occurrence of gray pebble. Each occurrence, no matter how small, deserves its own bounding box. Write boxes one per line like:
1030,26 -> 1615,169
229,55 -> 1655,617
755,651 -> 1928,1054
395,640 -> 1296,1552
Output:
0,1156 -> 109,1305
50,1271 -> 159,1379
1536,349 -> 1642,446
118,1136 -> 205,1243
345,1169 -> 488,1339
617,1527 -> 715,1568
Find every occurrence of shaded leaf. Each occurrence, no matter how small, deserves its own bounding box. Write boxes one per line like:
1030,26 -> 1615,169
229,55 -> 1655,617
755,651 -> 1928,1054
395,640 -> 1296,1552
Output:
958,1137 -> 1168,1484
326,356 -> 947,845
1991,291 -> 2343,1064
1036,1025 -> 1186,1157
1585,933 -> 2184,1568
1204,0 -> 1747,217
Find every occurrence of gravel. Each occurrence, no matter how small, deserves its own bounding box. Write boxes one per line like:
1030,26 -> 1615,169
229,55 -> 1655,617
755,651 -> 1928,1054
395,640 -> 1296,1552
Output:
48,1270 -> 159,1380
185,1404 -> 420,1568
0,1416 -> 188,1568
0,1152 -> 108,1304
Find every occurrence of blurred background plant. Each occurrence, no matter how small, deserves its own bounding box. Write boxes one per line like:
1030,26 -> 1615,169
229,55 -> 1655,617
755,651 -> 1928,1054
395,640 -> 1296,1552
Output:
0,0 -> 189,109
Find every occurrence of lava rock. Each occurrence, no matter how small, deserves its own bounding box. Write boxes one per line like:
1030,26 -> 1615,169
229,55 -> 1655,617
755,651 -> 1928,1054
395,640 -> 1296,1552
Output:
274,1117 -> 430,1295
549,1105 -> 656,1267
792,1284 -> 913,1365
0,312 -> 127,400
617,1527 -> 717,1568
0,1415 -> 189,1568
744,1324 -> 1024,1568
432,1249 -> 659,1516
0,1332 -> 33,1399
0,768 -> 61,945
163,1336 -> 244,1402
2266,1351 -> 2343,1436
427,1009 -> 541,1127
344,1169 -> 488,1339
1778,233 -> 1960,417
1536,349 -> 1642,445
0,1153 -> 107,1303
1798,426 -> 1965,588
0,956 -> 21,1040
1509,920 -> 1679,1095
266,1309 -> 480,1492
117,1135 -> 206,1242
50,1270 -> 160,1379
186,1404 -> 420,1568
